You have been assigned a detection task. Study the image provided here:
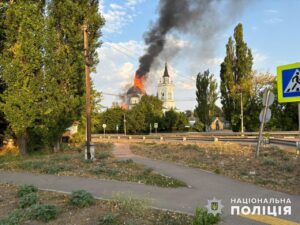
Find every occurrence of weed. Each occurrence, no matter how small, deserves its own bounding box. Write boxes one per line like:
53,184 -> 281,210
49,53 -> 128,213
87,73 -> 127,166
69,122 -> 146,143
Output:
95,151 -> 112,160
90,166 -> 119,176
0,210 -> 23,225
116,159 -> 134,164
141,173 -> 186,188
19,193 -> 38,208
282,156 -> 290,161
255,178 -> 269,185
69,190 -> 95,208
214,168 -> 221,174
29,204 -> 58,222
17,185 -> 38,197
18,160 -> 45,170
193,208 -> 220,225
240,171 -> 247,176
282,164 -> 294,172
98,213 -> 118,225
263,159 -> 276,166
142,167 -> 154,175
113,193 -> 151,217
43,164 -> 74,174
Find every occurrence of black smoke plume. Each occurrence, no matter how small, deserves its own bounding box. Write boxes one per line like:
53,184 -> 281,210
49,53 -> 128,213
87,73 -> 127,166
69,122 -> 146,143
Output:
136,0 -> 247,77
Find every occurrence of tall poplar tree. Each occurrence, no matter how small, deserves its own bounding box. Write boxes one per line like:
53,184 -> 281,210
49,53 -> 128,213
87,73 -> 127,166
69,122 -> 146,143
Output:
220,23 -> 253,131
195,70 -> 218,131
0,0 -> 45,154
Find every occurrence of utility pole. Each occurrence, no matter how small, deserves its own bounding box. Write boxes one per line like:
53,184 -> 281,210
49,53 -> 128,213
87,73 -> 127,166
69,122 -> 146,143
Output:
240,92 -> 244,136
83,24 -> 91,160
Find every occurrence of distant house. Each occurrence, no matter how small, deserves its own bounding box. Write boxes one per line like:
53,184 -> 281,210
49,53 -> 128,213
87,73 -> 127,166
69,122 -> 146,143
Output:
210,117 -> 224,131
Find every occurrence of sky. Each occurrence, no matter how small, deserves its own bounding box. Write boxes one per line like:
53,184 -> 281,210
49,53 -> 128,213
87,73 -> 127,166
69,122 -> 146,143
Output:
92,0 -> 300,111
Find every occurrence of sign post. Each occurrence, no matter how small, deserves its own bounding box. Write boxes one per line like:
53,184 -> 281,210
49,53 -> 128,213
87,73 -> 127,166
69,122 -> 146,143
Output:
277,62 -> 300,154
256,90 -> 274,157
116,124 -> 119,134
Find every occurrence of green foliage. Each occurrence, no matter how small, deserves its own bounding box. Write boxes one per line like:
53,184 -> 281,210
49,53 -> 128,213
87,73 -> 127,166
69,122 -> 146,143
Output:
0,0 -> 104,153
95,151 -> 112,160
29,204 -> 58,222
95,107 -> 126,133
90,165 -> 119,176
0,210 -> 23,225
220,23 -> 253,131
69,190 -> 95,208
17,185 -> 38,198
160,109 -> 189,132
195,70 -> 218,131
98,213 -> 119,225
193,208 -> 220,225
19,193 -> 38,209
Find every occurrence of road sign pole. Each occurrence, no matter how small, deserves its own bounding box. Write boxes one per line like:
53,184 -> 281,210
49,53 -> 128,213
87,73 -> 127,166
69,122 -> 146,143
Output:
298,103 -> 300,154
241,92 -> 244,137
256,90 -> 270,158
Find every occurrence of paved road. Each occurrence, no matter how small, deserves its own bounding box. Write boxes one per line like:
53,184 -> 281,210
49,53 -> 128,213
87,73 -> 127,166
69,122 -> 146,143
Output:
0,143 -> 299,225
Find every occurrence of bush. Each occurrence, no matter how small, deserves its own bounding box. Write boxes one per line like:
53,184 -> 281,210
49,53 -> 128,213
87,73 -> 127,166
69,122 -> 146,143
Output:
0,210 -> 23,225
193,208 -> 220,225
29,204 -> 58,222
17,185 -> 38,197
91,166 -> 119,176
98,213 -> 118,225
19,193 -> 38,208
69,190 -> 95,208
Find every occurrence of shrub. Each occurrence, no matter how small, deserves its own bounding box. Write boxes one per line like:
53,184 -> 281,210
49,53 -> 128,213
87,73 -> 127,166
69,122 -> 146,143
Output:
19,193 -> 38,208
17,185 -> 38,197
29,204 -> 58,222
98,213 -> 118,225
69,190 -> 95,208
214,168 -> 221,174
193,208 -> 220,225
0,210 -> 23,225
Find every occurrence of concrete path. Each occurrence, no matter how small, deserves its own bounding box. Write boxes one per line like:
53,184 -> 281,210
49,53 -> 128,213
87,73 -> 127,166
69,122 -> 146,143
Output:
0,143 -> 299,225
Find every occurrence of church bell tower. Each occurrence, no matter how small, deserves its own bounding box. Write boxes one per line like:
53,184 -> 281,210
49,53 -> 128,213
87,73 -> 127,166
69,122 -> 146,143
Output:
157,63 -> 175,112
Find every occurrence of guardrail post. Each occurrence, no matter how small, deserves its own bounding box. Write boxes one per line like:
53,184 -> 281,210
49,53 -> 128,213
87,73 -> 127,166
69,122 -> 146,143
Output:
160,136 -> 164,142
129,136 -> 132,140
214,137 -> 218,142
183,137 -> 186,142
118,136 -> 120,140
143,136 -> 146,141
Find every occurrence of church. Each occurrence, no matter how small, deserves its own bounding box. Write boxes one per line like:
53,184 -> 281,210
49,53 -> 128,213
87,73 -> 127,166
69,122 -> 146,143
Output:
126,63 -> 176,112
157,63 -> 175,112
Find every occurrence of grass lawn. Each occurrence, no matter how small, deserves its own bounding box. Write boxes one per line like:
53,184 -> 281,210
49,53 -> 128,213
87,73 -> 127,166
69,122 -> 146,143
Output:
0,183 -> 196,225
130,142 -> 300,195
0,143 -> 186,188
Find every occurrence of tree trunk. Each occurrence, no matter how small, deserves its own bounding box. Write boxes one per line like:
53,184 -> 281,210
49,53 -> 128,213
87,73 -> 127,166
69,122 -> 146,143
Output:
17,132 -> 28,155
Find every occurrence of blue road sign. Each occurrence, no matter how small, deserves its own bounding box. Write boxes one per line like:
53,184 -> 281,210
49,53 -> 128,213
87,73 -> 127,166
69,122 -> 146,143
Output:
277,62 -> 300,103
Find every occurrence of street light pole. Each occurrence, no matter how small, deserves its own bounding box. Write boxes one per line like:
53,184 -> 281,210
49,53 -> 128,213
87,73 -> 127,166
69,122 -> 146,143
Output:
123,114 -> 127,136
83,24 -> 91,160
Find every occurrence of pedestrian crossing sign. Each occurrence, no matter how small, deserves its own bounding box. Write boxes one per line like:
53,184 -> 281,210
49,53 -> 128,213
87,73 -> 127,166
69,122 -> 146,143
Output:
277,62 -> 300,103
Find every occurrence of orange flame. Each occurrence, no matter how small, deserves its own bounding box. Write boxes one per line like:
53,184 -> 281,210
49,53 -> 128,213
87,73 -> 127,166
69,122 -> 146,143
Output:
134,74 -> 145,93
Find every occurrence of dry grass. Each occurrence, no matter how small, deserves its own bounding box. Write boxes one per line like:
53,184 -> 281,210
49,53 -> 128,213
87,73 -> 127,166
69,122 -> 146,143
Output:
0,183 -> 193,225
0,143 -> 186,188
130,142 -> 300,195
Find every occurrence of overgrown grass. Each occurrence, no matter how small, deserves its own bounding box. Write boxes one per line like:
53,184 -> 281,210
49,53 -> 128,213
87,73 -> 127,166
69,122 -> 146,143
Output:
193,208 -> 221,225
130,143 -> 300,195
29,204 -> 58,222
0,143 -> 186,188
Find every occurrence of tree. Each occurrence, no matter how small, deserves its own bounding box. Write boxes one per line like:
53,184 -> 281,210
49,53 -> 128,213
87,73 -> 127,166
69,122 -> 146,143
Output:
0,1 -> 9,144
0,1 -> 45,154
195,70 -> 218,131
127,95 -> 163,133
41,0 -> 104,150
161,109 -> 188,132
95,107 -> 125,134
220,23 -> 253,131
